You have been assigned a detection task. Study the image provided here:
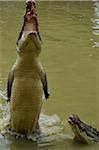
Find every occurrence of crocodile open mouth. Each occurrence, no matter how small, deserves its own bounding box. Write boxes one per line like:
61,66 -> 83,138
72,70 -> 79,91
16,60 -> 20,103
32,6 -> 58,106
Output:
25,0 -> 37,22
26,0 -> 36,12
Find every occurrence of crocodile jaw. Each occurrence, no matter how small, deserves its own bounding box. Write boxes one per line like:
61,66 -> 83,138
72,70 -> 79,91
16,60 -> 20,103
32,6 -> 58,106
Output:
68,114 -> 97,144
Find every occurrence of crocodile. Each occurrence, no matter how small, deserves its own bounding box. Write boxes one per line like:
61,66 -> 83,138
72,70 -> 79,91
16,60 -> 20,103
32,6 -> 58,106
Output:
5,0 -> 99,144
68,114 -> 99,144
7,0 -> 49,135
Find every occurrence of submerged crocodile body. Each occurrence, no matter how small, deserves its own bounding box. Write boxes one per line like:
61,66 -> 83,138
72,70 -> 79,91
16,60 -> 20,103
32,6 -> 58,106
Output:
68,114 -> 99,144
7,0 -> 49,135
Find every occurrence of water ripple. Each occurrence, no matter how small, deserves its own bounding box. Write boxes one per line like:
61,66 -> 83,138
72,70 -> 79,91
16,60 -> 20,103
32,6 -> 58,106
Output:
92,1 -> 99,47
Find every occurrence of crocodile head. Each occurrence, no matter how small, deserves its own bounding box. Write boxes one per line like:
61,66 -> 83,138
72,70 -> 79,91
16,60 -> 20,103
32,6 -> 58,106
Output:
26,0 -> 36,12
25,0 -> 37,22
68,114 -> 99,144
16,0 -> 41,55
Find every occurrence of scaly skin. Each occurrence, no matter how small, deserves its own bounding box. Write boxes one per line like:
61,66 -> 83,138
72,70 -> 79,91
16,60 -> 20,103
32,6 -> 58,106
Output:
7,0 -> 49,135
11,34 -> 42,134
8,33 -> 48,135
68,114 -> 99,144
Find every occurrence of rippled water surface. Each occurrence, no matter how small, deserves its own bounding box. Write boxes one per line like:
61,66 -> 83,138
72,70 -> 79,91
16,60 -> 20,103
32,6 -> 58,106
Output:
0,0 -> 99,150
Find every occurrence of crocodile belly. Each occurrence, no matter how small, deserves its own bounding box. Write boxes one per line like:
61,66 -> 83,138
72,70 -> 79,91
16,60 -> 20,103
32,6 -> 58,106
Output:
10,78 -> 43,134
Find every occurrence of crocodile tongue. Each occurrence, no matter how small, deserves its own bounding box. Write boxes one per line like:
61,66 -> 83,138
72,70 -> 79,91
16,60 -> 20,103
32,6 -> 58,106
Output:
25,0 -> 38,24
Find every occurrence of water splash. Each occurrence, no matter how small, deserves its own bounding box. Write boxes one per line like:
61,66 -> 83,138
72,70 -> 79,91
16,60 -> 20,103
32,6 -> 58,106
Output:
92,1 -> 99,47
0,81 -> 8,101
0,101 -> 72,147
0,81 -> 72,147
0,92 -> 8,101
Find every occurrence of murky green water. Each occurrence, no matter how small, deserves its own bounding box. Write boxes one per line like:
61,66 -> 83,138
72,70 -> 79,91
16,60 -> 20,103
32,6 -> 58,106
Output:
0,0 -> 99,149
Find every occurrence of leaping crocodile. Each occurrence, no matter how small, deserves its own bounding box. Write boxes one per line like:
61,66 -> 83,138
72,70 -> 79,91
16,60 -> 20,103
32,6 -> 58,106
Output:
7,0 -> 49,135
